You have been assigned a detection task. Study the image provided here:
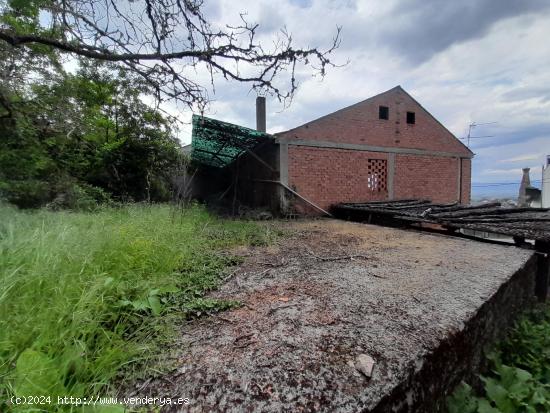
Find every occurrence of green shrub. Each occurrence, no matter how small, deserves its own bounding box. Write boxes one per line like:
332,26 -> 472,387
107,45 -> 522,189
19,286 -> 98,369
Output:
0,179 -> 52,208
47,182 -> 113,211
448,306 -> 550,413
498,308 -> 550,383
448,364 -> 550,413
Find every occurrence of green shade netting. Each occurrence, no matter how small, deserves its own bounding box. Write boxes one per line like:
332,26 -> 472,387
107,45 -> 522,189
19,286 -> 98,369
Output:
191,114 -> 272,168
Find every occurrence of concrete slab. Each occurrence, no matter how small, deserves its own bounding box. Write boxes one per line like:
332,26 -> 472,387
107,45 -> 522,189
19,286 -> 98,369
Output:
140,220 -> 536,412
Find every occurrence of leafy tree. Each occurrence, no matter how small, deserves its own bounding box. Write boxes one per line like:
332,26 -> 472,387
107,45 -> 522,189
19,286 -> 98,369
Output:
0,60 -> 185,207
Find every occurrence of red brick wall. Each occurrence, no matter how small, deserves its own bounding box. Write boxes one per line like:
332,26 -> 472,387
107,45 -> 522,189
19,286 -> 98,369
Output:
393,154 -> 460,203
277,86 -> 472,158
287,147 -> 472,213
288,146 -> 388,211
461,158 -> 472,204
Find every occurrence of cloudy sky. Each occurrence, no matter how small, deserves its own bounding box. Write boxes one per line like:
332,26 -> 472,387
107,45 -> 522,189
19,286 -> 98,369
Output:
172,0 -> 550,197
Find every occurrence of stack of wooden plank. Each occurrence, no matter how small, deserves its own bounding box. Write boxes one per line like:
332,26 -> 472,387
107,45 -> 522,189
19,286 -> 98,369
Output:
333,200 -> 550,243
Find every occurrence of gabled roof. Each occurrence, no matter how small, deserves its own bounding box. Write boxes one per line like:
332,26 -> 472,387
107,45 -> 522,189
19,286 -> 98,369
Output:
276,85 -> 474,158
191,115 -> 272,168
395,86 -> 474,157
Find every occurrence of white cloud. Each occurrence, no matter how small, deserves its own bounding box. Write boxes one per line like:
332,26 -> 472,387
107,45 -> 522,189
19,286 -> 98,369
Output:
166,0 -> 550,195
484,166 -> 541,176
499,154 -> 541,163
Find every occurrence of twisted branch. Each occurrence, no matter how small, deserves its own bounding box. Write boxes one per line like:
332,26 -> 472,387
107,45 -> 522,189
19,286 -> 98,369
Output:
0,0 -> 342,109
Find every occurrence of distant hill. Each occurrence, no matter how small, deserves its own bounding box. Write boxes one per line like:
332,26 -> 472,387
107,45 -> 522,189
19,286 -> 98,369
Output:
472,182 -> 542,202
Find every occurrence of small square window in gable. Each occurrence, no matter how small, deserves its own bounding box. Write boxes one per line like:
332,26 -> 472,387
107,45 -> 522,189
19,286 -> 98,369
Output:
379,106 -> 389,120
407,111 -> 416,124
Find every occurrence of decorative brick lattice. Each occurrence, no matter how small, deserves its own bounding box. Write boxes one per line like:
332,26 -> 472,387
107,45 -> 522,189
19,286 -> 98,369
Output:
367,159 -> 387,192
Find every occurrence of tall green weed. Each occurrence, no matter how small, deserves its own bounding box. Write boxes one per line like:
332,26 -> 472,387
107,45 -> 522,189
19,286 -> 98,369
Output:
0,204 -> 275,411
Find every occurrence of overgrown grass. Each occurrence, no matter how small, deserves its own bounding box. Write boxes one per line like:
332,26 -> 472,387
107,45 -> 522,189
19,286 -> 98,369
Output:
448,305 -> 550,413
0,203 -> 276,411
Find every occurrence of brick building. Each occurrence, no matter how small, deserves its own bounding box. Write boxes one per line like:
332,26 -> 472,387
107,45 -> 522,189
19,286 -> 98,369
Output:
275,86 -> 473,213
190,86 -> 473,215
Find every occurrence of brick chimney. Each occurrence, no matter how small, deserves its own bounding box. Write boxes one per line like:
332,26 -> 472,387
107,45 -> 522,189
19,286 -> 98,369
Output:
518,167 -> 531,207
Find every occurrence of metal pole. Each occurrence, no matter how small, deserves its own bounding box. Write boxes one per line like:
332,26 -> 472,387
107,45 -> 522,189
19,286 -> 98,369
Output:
535,240 -> 550,302
467,123 -> 474,147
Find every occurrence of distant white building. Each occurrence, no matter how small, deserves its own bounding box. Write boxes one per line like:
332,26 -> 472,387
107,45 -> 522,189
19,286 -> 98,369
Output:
543,156 -> 550,208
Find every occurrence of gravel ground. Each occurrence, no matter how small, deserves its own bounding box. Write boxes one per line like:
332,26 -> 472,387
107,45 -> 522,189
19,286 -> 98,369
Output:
134,219 -> 533,412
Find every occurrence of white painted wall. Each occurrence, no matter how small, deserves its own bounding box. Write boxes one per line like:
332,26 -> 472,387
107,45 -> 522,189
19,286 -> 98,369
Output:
543,156 -> 550,208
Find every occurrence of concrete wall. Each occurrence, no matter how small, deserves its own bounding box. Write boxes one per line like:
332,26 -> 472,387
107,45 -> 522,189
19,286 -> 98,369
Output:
373,253 -> 537,413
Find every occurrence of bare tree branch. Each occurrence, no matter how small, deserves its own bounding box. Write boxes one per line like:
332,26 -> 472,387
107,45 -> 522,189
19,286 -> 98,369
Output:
0,0 -> 342,109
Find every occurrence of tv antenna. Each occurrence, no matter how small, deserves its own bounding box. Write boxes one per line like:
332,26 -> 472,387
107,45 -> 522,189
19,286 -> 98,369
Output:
460,121 -> 498,147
